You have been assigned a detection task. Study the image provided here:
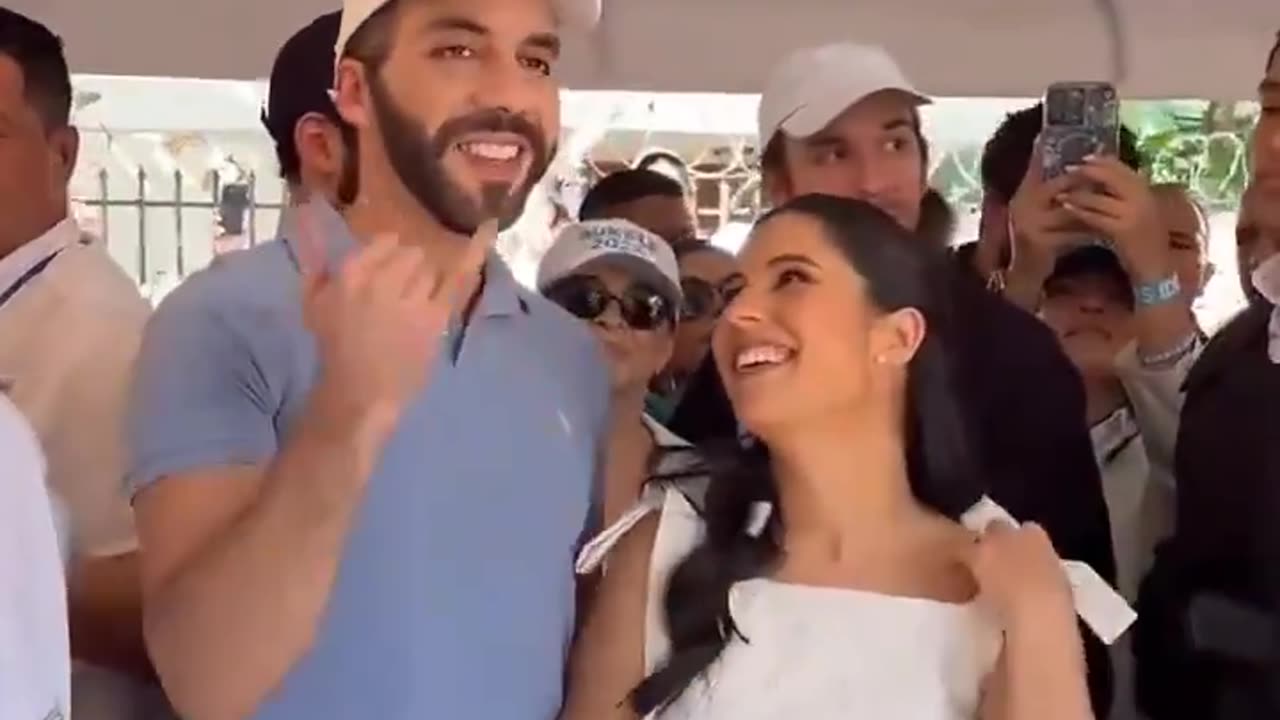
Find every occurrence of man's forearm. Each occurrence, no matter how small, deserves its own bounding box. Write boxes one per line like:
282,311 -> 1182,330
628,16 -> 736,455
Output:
1133,301 -> 1198,361
144,387 -> 396,720
1127,258 -> 1199,361
68,552 -> 154,679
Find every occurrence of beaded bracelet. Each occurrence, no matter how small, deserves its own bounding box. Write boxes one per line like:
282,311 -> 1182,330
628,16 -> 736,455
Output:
1138,330 -> 1202,369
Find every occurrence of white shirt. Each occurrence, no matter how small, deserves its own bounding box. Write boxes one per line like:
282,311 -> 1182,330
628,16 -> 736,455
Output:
1097,341 -> 1200,720
0,218 -> 162,719
578,428 -> 1002,720
0,217 -> 147,559
0,394 -> 70,720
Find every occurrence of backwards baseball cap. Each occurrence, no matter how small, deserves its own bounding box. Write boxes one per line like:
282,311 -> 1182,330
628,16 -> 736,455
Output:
758,42 -> 930,147
262,12 -> 342,146
538,219 -> 682,308
336,0 -> 602,64
1044,244 -> 1133,306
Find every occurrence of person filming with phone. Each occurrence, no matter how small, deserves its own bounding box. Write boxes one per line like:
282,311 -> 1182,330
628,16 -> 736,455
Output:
999,86 -> 1203,720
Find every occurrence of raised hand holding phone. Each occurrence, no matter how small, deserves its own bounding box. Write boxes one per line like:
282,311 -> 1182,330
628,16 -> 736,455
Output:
1060,156 -> 1171,283
1004,142 -> 1081,309
296,203 -> 498,435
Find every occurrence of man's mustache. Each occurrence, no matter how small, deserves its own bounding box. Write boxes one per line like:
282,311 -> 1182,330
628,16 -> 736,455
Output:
434,109 -> 549,162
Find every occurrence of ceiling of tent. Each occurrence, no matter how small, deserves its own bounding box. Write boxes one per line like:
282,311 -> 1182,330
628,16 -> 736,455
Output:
11,0 -> 1278,99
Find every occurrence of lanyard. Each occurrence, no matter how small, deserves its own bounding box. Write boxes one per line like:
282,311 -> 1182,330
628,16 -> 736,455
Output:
0,236 -> 90,311
0,250 -> 64,310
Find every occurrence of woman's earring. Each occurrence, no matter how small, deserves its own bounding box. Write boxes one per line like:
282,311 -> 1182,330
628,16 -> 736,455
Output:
874,354 -> 887,365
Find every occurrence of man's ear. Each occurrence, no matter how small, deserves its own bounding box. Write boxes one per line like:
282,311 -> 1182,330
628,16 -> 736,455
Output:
294,114 -> 342,175
332,59 -> 372,130
52,125 -> 79,183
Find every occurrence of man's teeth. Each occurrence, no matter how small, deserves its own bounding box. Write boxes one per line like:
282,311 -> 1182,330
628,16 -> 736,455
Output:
735,345 -> 792,370
459,142 -> 521,161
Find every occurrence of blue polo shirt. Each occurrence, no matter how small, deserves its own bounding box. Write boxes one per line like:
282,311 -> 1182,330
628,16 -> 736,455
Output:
127,202 -> 610,719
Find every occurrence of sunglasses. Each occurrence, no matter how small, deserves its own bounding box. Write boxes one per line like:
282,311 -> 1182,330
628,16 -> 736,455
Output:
545,276 -> 673,330
679,276 -> 742,321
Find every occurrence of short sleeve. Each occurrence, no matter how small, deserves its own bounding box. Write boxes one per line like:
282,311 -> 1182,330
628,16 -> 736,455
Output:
126,281 -> 281,495
575,337 -> 612,552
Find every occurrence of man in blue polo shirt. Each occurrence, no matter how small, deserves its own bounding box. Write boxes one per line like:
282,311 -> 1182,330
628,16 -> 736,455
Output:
127,1 -> 606,718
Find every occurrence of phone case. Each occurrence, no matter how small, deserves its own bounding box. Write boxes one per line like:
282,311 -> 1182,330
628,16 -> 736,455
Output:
1041,82 -> 1121,180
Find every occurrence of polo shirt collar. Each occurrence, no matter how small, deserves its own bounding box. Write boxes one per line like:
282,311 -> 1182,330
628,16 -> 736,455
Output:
280,200 -> 528,319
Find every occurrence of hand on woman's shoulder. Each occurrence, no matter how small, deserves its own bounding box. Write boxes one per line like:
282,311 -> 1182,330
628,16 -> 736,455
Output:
962,521 -> 1075,627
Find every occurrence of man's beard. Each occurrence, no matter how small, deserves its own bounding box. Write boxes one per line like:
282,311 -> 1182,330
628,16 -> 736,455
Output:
366,73 -> 555,235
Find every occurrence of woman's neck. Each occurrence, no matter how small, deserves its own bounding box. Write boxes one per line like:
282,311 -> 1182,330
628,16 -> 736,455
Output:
767,412 -> 921,555
1083,374 -> 1127,426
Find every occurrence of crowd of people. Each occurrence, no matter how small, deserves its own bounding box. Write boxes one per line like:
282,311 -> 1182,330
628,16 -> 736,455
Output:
1,0 -> 1278,719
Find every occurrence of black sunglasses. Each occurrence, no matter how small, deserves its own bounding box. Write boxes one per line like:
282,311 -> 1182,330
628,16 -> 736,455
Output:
546,276 -> 673,330
679,276 -> 743,321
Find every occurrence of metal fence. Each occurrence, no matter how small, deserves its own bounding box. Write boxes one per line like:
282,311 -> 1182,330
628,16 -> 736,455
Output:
72,168 -> 287,284
73,159 -> 761,286
584,143 -> 764,238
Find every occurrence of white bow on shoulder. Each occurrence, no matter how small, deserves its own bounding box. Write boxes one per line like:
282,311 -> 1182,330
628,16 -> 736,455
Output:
961,497 -> 1137,646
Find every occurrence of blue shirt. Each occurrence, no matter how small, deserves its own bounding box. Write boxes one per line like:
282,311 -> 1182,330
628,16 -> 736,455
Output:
128,202 -> 610,719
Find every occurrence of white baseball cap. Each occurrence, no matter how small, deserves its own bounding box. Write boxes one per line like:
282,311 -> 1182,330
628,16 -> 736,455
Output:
537,219 -> 682,308
337,0 -> 602,62
757,42 -> 930,146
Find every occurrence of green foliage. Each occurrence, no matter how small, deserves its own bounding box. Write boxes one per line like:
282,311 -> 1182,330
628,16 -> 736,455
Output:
931,100 -> 1259,212
1130,101 -> 1256,210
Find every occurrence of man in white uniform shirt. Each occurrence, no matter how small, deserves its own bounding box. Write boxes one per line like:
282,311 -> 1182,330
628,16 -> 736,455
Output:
0,393 -> 70,720
0,8 -> 164,717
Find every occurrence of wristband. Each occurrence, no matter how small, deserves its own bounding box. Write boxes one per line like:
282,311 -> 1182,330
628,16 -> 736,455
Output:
1133,273 -> 1181,307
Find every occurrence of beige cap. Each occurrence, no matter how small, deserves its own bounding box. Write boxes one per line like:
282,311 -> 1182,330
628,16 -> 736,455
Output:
537,219 -> 682,309
758,42 -> 930,146
336,0 -> 602,69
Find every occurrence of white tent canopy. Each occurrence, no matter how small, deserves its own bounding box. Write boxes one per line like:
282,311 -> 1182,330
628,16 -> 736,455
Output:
12,0 -> 1278,99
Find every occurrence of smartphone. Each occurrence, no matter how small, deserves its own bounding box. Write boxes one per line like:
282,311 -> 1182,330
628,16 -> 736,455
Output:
1041,81 -> 1120,181
1042,82 -> 1120,247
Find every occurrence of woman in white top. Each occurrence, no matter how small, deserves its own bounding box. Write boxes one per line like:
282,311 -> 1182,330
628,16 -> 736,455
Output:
0,393 -> 70,720
562,196 -> 1094,720
537,218 -> 700,525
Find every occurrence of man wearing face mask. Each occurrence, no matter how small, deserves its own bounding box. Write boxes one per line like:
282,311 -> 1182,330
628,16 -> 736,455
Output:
126,1 -> 608,719
1133,32 -> 1280,720
669,42 -> 1119,714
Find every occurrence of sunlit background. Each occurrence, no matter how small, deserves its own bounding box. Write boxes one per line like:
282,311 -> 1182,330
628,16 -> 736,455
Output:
68,75 -> 1257,329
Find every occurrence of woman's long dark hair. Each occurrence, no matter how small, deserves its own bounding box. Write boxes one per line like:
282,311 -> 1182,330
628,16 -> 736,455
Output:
631,195 -> 985,715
